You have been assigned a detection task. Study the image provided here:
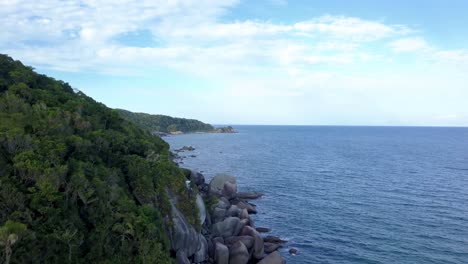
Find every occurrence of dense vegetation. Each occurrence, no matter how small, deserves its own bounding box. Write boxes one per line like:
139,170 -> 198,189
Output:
0,54 -> 199,263
116,109 -> 215,134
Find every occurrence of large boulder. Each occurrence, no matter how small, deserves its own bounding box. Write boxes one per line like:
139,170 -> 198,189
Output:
193,235 -> 208,263
212,207 -> 227,224
229,241 -> 250,264
222,181 -> 237,199
233,200 -> 257,214
264,242 -> 282,253
190,170 -> 205,186
214,242 -> 229,264
240,209 -> 249,220
212,217 -> 244,238
225,236 -> 255,250
226,205 -> 241,218
257,251 -> 285,264
210,174 -> 237,194
237,192 -> 264,200
196,194 -> 206,225
176,250 -> 190,264
240,226 -> 264,259
169,203 -> 201,258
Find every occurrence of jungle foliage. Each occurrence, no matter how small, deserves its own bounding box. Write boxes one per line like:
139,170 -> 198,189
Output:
0,54 -> 198,263
116,109 -> 215,134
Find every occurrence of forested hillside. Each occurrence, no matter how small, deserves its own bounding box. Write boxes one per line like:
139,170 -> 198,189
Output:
116,109 -> 215,134
0,54 -> 198,263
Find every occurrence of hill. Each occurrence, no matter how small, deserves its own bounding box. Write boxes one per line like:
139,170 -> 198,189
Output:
115,109 -> 214,134
0,54 -> 199,263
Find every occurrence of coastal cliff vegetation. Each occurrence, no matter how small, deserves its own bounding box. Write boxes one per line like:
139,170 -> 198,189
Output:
0,54 -> 199,263
116,109 -> 215,134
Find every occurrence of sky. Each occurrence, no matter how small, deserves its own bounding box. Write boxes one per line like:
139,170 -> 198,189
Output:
1,0 -> 468,126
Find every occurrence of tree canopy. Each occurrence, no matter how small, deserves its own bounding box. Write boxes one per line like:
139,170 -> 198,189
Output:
0,54 -> 198,263
116,109 -> 215,134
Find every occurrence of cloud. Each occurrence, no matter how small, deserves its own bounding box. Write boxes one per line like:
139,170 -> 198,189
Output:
0,1 -> 413,74
1,0 -> 468,126
434,49 -> 468,63
389,37 -> 432,53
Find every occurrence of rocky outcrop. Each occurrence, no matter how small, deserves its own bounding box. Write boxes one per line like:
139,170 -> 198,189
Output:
190,170 -> 206,186
168,201 -> 201,258
237,192 -> 264,200
196,194 -> 206,225
215,242 -> 229,264
214,126 -> 236,133
212,217 -> 244,238
240,226 -> 264,259
171,171 -> 287,263
209,174 -> 237,194
193,235 -> 208,263
222,181 -> 237,199
229,241 -> 250,264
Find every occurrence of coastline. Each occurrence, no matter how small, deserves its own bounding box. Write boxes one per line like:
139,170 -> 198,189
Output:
169,146 -> 290,263
175,169 -> 288,263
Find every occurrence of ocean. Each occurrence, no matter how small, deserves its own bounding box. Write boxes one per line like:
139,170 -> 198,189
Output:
164,126 -> 468,264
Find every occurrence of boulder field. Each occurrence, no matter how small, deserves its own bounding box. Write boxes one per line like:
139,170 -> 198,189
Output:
170,170 -> 287,263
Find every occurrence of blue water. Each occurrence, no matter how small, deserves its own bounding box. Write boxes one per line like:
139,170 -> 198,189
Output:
164,126 -> 468,264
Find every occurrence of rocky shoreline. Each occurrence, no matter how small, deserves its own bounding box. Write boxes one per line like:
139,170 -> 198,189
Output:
169,170 -> 289,264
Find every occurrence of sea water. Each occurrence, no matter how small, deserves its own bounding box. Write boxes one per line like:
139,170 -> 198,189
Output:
164,126 -> 468,264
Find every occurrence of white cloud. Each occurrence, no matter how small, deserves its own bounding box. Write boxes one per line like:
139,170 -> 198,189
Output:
435,49 -> 468,63
0,1 -> 413,74
1,0 -> 468,125
389,37 -> 432,53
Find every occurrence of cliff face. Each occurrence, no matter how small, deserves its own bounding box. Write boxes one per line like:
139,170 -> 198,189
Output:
0,54 -> 199,263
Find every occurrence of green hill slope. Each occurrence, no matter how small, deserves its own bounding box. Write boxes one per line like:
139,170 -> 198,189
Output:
115,109 -> 215,134
0,54 -> 198,263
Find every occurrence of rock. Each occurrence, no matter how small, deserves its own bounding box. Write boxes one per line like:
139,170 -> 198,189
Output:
225,236 -> 255,249
263,235 -> 287,244
237,192 -> 264,200
213,237 -> 224,244
289,248 -> 299,255
212,217 -> 244,238
182,145 -> 195,151
226,205 -> 241,217
233,200 -> 257,214
256,227 -> 270,233
209,174 -> 237,194
240,218 -> 251,227
196,194 -> 206,225
214,242 -> 229,264
207,238 -> 215,258
212,207 -> 226,224
213,199 -> 230,210
257,251 -> 285,264
239,209 -> 249,220
222,181 -> 237,199
264,242 -> 282,253
176,250 -> 190,264
194,235 -> 208,263
229,241 -> 250,264
219,197 -> 231,208
169,203 -> 201,257
215,126 -> 236,133
240,226 -> 264,259
190,170 -> 205,186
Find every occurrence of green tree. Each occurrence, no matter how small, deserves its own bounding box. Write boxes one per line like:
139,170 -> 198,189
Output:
0,221 -> 27,264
